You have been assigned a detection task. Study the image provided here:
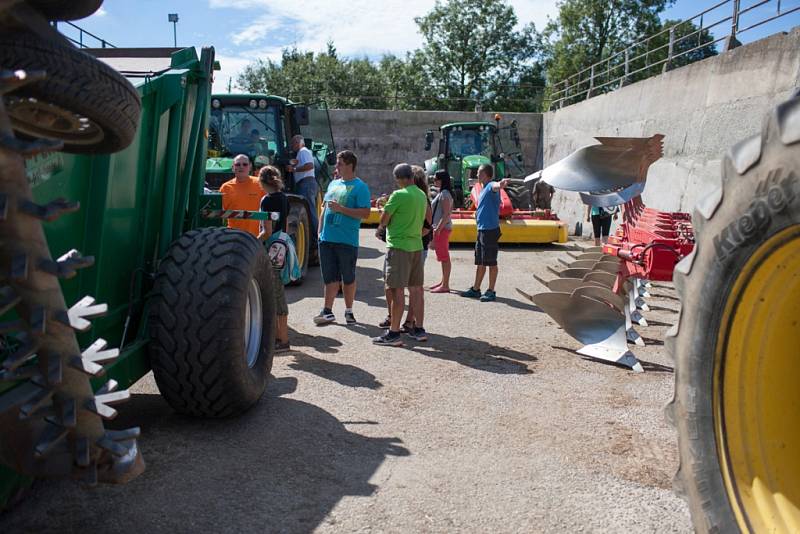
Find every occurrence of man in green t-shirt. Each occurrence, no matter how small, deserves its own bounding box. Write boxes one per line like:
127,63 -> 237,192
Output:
373,163 -> 427,346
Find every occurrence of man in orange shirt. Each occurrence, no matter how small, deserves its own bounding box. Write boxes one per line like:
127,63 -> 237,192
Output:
219,154 -> 263,237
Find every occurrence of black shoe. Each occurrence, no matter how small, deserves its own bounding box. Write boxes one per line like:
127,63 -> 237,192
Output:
275,341 -> 291,353
345,310 -> 356,324
400,321 -> 414,334
407,327 -> 428,342
372,330 -> 403,346
314,308 -> 335,325
378,315 -> 391,328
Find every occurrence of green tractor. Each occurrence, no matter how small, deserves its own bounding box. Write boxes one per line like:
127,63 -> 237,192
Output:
0,4 -> 280,510
202,94 -> 336,280
423,116 -> 527,209
422,118 -> 567,244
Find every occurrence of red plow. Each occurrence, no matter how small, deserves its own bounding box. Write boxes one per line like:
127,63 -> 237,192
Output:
518,135 -> 695,372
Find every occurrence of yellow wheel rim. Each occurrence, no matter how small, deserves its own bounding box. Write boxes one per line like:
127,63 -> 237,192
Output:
296,219 -> 306,268
716,225 -> 800,533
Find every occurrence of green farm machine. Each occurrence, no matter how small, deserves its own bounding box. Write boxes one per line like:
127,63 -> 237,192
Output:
0,1 -> 280,510
422,118 -> 568,244
203,94 -> 337,277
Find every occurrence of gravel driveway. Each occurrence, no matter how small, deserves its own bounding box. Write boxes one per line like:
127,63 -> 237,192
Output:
2,229 -> 692,533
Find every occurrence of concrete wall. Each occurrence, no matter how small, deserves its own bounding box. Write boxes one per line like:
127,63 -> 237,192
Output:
543,27 -> 800,233
327,110 -> 543,196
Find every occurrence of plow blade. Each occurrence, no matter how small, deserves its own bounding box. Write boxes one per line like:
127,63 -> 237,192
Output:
532,292 -> 643,372
579,182 -> 646,207
541,135 -> 663,193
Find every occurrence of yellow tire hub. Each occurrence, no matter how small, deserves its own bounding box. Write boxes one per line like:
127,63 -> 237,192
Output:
716,224 -> 800,533
296,219 -> 306,268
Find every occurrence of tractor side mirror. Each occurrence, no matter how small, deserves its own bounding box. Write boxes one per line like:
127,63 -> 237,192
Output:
424,130 -> 434,151
326,152 -> 336,166
294,105 -> 309,126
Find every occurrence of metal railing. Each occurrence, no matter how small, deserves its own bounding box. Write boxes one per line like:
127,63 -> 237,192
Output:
548,0 -> 800,110
52,20 -> 115,49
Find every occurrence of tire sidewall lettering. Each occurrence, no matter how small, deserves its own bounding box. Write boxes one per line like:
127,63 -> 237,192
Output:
714,168 -> 797,262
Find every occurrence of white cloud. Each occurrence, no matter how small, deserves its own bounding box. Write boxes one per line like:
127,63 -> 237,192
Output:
209,0 -> 559,92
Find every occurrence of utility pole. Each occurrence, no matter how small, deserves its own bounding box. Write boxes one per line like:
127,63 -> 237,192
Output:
168,13 -> 179,47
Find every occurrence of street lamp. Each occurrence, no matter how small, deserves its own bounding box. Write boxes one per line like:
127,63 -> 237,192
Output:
168,13 -> 179,47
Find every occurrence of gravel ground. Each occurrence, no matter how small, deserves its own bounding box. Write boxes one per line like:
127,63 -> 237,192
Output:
2,229 -> 692,533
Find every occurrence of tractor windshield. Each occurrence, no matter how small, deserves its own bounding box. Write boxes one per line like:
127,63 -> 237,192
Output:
208,105 -> 282,161
446,127 -> 493,159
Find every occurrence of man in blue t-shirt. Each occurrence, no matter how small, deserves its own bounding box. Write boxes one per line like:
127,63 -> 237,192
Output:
313,150 -> 371,325
461,164 -> 509,302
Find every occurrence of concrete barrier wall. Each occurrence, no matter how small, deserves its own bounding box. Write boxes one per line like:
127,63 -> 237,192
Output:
327,110 -> 543,196
544,27 -> 800,234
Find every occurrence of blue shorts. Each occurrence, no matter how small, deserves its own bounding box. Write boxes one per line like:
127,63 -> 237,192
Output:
319,241 -> 358,285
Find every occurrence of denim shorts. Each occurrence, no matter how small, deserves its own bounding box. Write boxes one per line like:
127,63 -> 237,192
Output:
319,241 -> 358,284
475,228 -> 501,266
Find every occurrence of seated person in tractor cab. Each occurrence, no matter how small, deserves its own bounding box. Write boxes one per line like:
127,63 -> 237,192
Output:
228,119 -> 257,155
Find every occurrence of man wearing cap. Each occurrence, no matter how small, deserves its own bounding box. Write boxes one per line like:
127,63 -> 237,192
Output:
373,163 -> 428,346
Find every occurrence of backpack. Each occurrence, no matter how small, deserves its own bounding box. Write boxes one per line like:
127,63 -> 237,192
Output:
266,231 -> 301,285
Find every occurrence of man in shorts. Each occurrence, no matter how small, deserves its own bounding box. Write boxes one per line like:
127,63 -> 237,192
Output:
461,164 -> 509,302
373,163 -> 427,346
313,150 -> 371,325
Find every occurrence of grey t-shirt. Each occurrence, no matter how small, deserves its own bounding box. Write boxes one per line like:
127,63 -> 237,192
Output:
431,189 -> 453,230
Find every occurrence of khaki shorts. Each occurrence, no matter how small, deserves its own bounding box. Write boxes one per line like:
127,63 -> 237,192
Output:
384,248 -> 424,289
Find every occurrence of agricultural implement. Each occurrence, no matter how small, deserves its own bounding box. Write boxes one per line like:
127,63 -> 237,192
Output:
202,93 -> 337,281
1,2 -> 277,512
524,91 -> 800,534
364,117 -> 568,244
519,134 -> 688,372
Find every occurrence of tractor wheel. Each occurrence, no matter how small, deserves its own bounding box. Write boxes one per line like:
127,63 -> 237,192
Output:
505,183 -> 532,211
666,92 -> 800,533
0,31 -> 140,154
286,199 -> 310,284
25,0 -> 104,20
148,228 -> 275,418
308,189 -> 323,267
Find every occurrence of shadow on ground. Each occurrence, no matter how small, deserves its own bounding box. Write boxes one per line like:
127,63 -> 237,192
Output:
3,377 -> 408,534
289,352 -> 383,389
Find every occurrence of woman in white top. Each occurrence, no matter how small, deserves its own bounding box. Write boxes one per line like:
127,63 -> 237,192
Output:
429,170 -> 454,293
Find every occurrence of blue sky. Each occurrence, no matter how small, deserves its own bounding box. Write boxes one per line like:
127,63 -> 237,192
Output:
62,0 -> 799,93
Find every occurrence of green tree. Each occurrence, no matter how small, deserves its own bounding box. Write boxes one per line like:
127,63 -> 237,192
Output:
237,42 -> 390,109
542,0 -> 672,105
414,0 -> 545,111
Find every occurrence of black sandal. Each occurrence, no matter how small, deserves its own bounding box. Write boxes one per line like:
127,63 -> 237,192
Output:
378,315 -> 391,328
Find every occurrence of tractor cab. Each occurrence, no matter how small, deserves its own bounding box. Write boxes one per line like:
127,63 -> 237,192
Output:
205,94 -> 336,191
424,117 -> 524,208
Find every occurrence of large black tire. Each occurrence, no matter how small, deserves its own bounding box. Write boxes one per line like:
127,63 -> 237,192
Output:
0,31 -> 141,153
286,199 -> 310,284
148,228 -> 275,418
666,93 -> 800,533
26,0 -> 104,20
